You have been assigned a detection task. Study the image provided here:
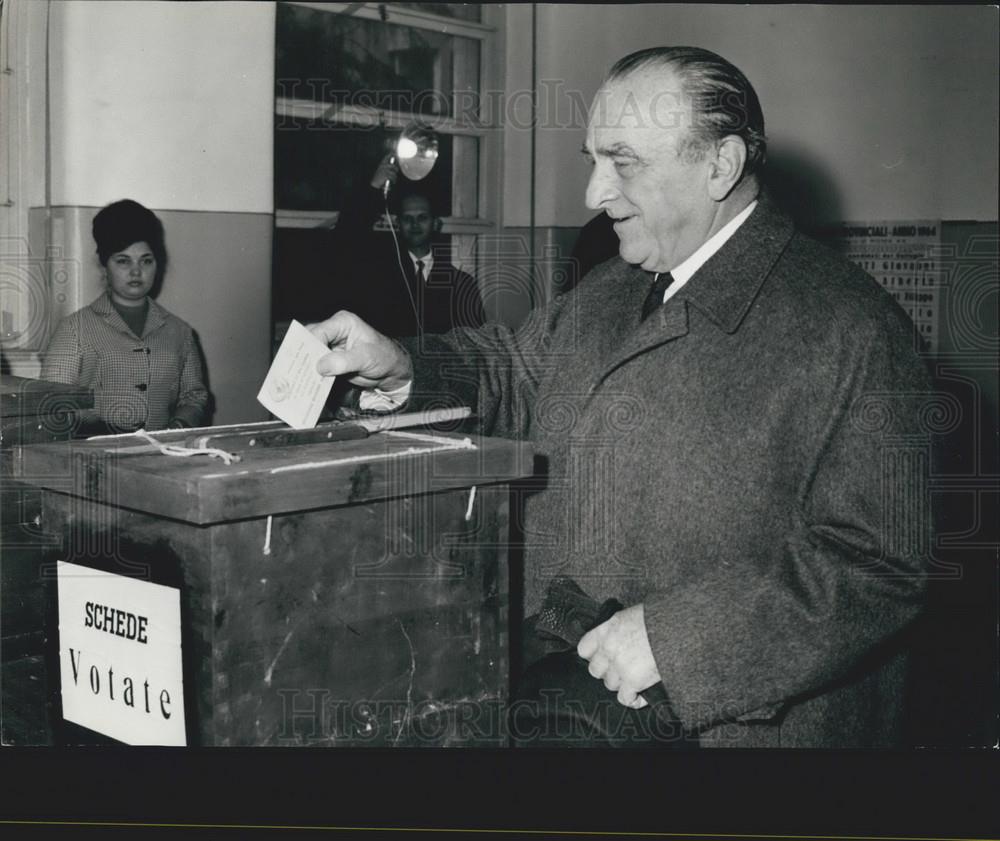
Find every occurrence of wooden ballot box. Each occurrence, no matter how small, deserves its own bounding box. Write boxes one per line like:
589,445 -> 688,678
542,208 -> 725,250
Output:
1,374 -> 94,529
15,421 -> 532,747
1,376 -> 93,745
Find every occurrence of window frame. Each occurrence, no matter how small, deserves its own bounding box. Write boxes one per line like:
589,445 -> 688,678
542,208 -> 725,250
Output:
273,0 -> 501,249
284,1 -> 493,40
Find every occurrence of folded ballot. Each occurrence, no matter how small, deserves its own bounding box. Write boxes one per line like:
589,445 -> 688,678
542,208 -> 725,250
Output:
257,319 -> 335,429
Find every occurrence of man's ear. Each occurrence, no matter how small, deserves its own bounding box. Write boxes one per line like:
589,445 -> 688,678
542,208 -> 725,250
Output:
707,135 -> 748,200
433,216 -> 443,234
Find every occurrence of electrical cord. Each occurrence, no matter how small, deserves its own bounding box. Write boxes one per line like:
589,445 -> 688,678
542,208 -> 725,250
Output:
383,195 -> 421,328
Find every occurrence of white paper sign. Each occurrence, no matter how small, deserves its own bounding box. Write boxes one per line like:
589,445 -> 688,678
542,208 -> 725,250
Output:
57,561 -> 186,746
257,319 -> 335,429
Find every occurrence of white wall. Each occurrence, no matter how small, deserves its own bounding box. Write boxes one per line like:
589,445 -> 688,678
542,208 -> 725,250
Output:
48,0 -> 274,213
502,4 -> 535,232
0,0 -> 51,362
32,0 -> 277,423
505,4 -> 999,227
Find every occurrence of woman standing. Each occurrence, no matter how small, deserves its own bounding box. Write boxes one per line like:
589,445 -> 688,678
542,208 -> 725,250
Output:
42,199 -> 209,433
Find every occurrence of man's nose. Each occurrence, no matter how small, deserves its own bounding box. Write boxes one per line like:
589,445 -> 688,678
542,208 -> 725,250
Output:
585,164 -> 617,210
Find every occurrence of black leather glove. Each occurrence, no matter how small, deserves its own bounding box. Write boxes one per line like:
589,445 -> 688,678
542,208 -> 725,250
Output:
513,576 -> 698,749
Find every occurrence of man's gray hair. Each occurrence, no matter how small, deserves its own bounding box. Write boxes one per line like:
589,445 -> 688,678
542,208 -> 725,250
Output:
607,46 -> 767,178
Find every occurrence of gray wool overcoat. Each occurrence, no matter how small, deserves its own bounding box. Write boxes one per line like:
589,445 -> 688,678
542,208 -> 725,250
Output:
407,193 -> 935,747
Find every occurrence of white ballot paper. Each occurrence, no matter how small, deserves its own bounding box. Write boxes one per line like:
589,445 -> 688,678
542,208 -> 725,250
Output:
256,319 -> 335,429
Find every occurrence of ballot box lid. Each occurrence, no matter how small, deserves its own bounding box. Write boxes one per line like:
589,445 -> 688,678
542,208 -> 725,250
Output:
0,375 -> 94,420
18,425 -> 534,524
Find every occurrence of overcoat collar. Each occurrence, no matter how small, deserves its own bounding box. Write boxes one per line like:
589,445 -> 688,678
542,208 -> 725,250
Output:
89,290 -> 168,339
670,190 -> 794,334
588,192 -> 795,390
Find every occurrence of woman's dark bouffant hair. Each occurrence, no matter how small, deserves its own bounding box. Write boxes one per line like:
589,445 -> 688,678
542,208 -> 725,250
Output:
92,199 -> 167,269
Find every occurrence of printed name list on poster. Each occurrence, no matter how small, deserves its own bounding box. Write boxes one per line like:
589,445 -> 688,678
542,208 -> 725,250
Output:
820,221 -> 942,354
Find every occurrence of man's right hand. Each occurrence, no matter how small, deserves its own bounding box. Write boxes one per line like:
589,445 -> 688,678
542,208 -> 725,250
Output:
308,311 -> 413,391
369,153 -> 399,191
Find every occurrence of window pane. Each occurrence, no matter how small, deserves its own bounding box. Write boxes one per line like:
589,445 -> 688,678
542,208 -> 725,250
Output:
273,228 -> 335,323
273,227 -> 457,323
275,118 -> 453,216
276,4 -> 480,118
394,3 -> 482,23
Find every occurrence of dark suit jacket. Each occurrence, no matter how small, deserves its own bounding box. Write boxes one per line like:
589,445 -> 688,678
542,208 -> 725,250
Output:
405,192 -> 935,747
326,186 -> 485,338
361,250 -> 485,338
567,212 -> 620,294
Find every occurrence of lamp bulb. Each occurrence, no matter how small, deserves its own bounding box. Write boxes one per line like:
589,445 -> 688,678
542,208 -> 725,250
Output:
396,137 -> 419,160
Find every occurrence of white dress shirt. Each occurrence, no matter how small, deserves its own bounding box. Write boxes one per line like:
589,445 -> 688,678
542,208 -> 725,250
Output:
658,199 -> 758,304
409,251 -> 434,280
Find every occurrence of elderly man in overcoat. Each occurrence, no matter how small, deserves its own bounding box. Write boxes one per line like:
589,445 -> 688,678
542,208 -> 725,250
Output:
309,47 -> 934,748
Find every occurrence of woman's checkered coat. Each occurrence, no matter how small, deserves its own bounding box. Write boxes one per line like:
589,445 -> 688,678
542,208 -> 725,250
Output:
42,292 -> 209,431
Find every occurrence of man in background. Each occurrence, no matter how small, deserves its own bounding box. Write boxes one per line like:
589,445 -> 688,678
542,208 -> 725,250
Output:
328,154 -> 485,338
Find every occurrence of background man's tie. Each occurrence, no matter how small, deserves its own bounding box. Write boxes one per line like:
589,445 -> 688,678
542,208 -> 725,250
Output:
415,259 -> 426,284
640,272 -> 676,321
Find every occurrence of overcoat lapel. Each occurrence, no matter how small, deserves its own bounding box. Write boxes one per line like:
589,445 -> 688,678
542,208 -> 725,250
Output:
590,299 -> 690,393
589,192 -> 795,391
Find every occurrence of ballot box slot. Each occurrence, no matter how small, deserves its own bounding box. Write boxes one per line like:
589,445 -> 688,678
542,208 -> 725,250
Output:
86,410 -> 474,457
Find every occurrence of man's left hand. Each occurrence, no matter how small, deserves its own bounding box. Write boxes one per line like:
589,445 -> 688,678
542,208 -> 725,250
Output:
577,603 -> 662,709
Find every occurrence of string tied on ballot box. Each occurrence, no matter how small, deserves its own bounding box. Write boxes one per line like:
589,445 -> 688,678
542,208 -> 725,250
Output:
133,429 -> 241,466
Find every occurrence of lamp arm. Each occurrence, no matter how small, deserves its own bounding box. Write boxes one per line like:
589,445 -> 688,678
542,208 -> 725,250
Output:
383,154 -> 397,198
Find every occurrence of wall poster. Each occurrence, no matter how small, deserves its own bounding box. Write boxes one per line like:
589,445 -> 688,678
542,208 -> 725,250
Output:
820,220 -> 942,354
